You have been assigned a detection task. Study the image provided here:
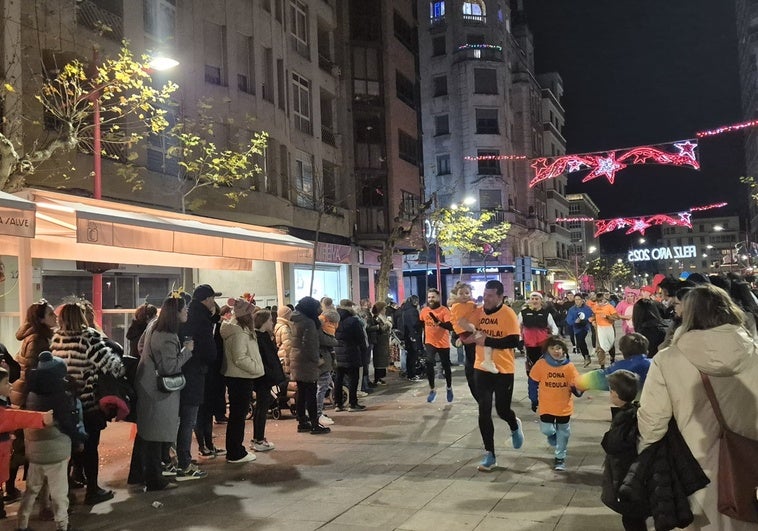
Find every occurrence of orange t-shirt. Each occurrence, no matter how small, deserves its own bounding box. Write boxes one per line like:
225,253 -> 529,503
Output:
470,304 -> 521,374
529,358 -> 580,416
592,303 -> 618,327
419,306 -> 452,348
451,301 -> 477,334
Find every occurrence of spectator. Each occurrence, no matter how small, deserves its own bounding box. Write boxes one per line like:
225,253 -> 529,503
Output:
397,296 -> 422,381
369,302 -> 391,386
252,309 -> 286,452
334,300 -> 367,412
125,304 -> 157,358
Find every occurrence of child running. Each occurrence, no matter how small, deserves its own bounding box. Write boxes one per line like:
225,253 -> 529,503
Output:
528,336 -> 582,471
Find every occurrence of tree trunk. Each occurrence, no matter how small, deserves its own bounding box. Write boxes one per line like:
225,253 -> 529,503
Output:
375,237 -> 396,302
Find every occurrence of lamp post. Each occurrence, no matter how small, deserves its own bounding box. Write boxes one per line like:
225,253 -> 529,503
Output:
89,48 -> 177,326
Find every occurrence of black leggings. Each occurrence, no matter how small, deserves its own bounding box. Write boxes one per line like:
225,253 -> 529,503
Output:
574,329 -> 590,359
464,343 -> 479,402
252,379 -> 272,441
295,380 -> 318,425
474,371 -> 518,455
424,345 -> 452,389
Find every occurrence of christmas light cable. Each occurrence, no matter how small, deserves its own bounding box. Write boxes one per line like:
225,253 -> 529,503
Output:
456,44 -> 503,52
464,154 -> 528,161
696,119 -> 758,138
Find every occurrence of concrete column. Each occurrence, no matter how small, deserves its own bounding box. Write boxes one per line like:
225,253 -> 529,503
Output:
275,261 -> 285,307
18,237 -> 31,315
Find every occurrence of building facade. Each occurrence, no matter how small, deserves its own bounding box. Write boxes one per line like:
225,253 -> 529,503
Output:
658,215 -> 747,273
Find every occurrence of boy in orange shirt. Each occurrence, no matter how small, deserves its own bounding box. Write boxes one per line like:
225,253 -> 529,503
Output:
528,336 -> 582,471
419,288 -> 454,403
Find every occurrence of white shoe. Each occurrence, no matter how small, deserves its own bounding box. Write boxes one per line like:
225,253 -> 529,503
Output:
357,391 -> 369,398
251,439 -> 275,452
227,452 -> 256,464
319,414 -> 334,426
480,359 -> 499,374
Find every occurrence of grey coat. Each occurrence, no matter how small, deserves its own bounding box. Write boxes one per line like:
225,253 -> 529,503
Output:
135,326 -> 192,442
289,312 -> 321,383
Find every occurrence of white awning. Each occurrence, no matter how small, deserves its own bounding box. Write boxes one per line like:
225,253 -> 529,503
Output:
20,189 -> 312,270
0,191 -> 35,238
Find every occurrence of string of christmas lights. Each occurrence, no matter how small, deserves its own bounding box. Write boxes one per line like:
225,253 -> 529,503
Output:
457,44 -> 503,52
555,202 -> 728,237
464,154 -> 528,161
696,119 -> 758,138
529,140 -> 700,187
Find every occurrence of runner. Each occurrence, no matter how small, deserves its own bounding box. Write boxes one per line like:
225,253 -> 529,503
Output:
419,289 -> 454,403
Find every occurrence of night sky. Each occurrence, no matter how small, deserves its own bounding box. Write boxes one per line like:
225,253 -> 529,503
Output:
523,1 -> 746,252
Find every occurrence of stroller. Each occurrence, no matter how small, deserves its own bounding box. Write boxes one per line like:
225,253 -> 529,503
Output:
250,382 -> 296,420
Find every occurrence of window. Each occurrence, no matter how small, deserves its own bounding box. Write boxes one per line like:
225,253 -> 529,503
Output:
436,154 -> 450,175
434,115 -> 449,136
274,0 -> 284,22
396,71 -> 415,108
474,68 -> 497,94
279,145 -> 289,200
479,189 -> 502,209
462,0 -> 486,21
432,35 -> 446,56
147,108 -> 179,176
477,150 -> 500,174
322,160 -> 338,209
294,150 -> 314,208
393,11 -> 416,52
292,72 -> 312,134
144,0 -> 175,42
262,47 -> 274,103
277,59 -> 286,110
398,130 -> 418,165
204,21 -> 227,86
354,116 -> 385,169
402,191 -> 420,220
432,75 -> 447,97
236,33 -> 254,94
430,1 -> 445,18
475,108 -> 499,134
289,0 -> 309,58
352,47 -> 381,99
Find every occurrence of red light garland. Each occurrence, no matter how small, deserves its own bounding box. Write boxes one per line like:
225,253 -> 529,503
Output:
690,202 -> 728,212
696,120 -> 758,138
529,140 -> 700,187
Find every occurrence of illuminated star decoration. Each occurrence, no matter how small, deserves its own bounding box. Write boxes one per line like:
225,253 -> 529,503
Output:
529,139 -> 700,187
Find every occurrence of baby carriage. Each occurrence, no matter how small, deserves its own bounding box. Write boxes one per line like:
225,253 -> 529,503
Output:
250,382 -> 296,420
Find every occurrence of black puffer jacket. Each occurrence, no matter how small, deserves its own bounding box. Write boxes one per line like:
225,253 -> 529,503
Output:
334,308 -> 366,369
619,419 -> 710,531
178,300 -> 217,406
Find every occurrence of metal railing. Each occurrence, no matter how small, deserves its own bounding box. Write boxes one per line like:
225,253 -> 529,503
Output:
76,0 -> 124,42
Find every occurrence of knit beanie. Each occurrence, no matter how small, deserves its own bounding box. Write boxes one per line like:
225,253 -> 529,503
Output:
228,297 -> 255,317
37,351 -> 67,379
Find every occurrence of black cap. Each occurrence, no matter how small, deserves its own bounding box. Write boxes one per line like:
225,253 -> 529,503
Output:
192,284 -> 221,301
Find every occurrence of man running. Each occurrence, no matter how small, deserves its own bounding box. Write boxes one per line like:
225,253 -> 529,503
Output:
419,289 -> 454,403
518,292 -> 559,412
462,280 -> 524,472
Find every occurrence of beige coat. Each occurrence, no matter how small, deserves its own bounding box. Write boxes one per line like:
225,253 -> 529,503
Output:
274,317 -> 293,373
220,319 -> 264,379
638,324 -> 758,531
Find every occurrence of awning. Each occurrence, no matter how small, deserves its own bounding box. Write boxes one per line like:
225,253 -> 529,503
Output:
19,189 -> 313,270
0,191 -> 35,238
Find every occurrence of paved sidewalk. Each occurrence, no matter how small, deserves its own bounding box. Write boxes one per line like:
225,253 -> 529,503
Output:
2,353 -> 624,531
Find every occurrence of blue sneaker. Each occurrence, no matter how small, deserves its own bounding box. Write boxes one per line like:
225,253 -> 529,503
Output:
477,451 -> 497,472
547,433 -> 557,447
446,387 -> 454,403
554,458 -> 566,471
511,417 -> 524,449
427,389 -> 437,403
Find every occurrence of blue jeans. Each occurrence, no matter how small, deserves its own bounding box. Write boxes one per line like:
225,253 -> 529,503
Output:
316,371 -> 332,417
176,404 -> 200,469
539,416 -> 571,460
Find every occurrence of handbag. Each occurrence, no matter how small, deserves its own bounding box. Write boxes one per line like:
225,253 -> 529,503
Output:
149,340 -> 186,394
699,372 -> 758,523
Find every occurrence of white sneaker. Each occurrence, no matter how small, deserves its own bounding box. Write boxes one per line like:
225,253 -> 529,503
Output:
319,414 -> 334,426
480,359 -> 499,374
251,439 -> 276,452
227,452 -> 256,464
357,391 -> 369,398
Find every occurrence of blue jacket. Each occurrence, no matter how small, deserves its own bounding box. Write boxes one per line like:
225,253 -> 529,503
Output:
566,304 -> 594,334
607,354 -> 651,389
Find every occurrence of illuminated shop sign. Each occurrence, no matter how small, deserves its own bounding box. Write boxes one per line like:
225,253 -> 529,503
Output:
627,245 -> 697,262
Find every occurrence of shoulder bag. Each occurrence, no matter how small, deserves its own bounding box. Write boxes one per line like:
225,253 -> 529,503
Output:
699,372 -> 758,523
149,333 -> 186,394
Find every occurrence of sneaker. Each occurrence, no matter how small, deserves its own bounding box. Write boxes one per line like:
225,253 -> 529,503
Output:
547,433 -> 557,447
334,405 -> 346,412
3,488 -> 21,503
583,358 -> 592,368
84,488 -> 115,505
348,403 -> 366,412
144,482 -> 179,492
175,463 -> 208,480
408,375 -> 422,382
511,417 -> 525,449
227,453 -> 256,464
161,464 -> 177,477
310,424 -> 331,434
357,391 -> 369,398
211,446 -> 226,457
319,414 -> 334,425
198,447 -> 215,458
477,451 -> 497,472
554,458 -> 566,471
446,387 -> 454,403
375,379 -> 387,385
297,422 -> 313,433
531,401 -> 538,413
252,439 -> 275,452
427,389 -> 437,403
480,359 -> 499,374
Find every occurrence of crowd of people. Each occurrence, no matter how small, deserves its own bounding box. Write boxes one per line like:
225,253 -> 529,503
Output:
0,271 -> 756,530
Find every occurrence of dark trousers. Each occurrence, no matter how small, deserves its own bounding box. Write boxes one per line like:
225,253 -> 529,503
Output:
424,344 -> 452,389
128,436 -> 144,485
334,366 -> 359,407
463,343 -> 479,403
574,328 -> 590,359
176,403 -> 199,469
622,516 -> 648,531
73,412 -> 103,494
194,403 -> 214,450
252,379 -> 272,442
225,377 -> 253,461
405,340 -> 420,378
373,367 -> 387,381
295,380 -> 318,425
141,439 -> 169,490
475,371 -> 518,455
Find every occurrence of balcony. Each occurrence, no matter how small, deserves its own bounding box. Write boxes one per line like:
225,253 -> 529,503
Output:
462,14 -> 486,25
318,53 -> 339,75
356,207 -> 388,237
76,0 -> 123,42
453,46 -> 503,63
543,121 -> 567,146
527,215 -> 548,233
550,224 -> 571,240
321,125 -> 336,147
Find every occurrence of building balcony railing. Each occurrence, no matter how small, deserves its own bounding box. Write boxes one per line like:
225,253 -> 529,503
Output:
527,215 -> 548,232
76,0 -> 123,42
549,223 -> 571,239
453,47 -> 503,63
543,121 -> 567,146
462,14 -> 486,24
356,206 -> 388,237
318,53 -> 337,74
321,125 -> 336,147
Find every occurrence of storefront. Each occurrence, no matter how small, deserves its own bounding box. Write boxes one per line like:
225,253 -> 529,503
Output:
291,242 -> 352,303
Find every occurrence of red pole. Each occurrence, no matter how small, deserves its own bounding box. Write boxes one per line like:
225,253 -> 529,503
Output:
91,48 -> 103,328
435,242 -> 441,291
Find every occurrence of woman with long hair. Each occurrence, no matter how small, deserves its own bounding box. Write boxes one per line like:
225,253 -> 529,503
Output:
126,304 -> 158,358
135,296 -> 193,491
51,302 -> 124,505
251,309 -> 286,451
638,284 -> 758,529
220,298 -> 262,463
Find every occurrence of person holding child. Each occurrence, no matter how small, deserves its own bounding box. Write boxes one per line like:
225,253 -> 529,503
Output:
528,336 -> 582,471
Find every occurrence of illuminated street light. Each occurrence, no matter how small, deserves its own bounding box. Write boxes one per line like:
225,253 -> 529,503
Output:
588,246 -> 597,253
148,55 -> 180,71
713,225 -> 724,232
463,196 -> 476,206
706,244 -> 714,249
639,238 -> 645,244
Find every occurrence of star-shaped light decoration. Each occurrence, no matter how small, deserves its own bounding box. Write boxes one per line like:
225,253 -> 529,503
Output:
673,141 -> 698,162
583,153 -> 627,184
626,218 -> 652,235
566,158 -> 585,173
677,212 -> 692,227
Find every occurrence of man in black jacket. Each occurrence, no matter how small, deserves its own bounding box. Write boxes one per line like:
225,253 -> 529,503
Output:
175,284 -> 220,480
334,300 -> 367,411
398,296 -> 422,381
